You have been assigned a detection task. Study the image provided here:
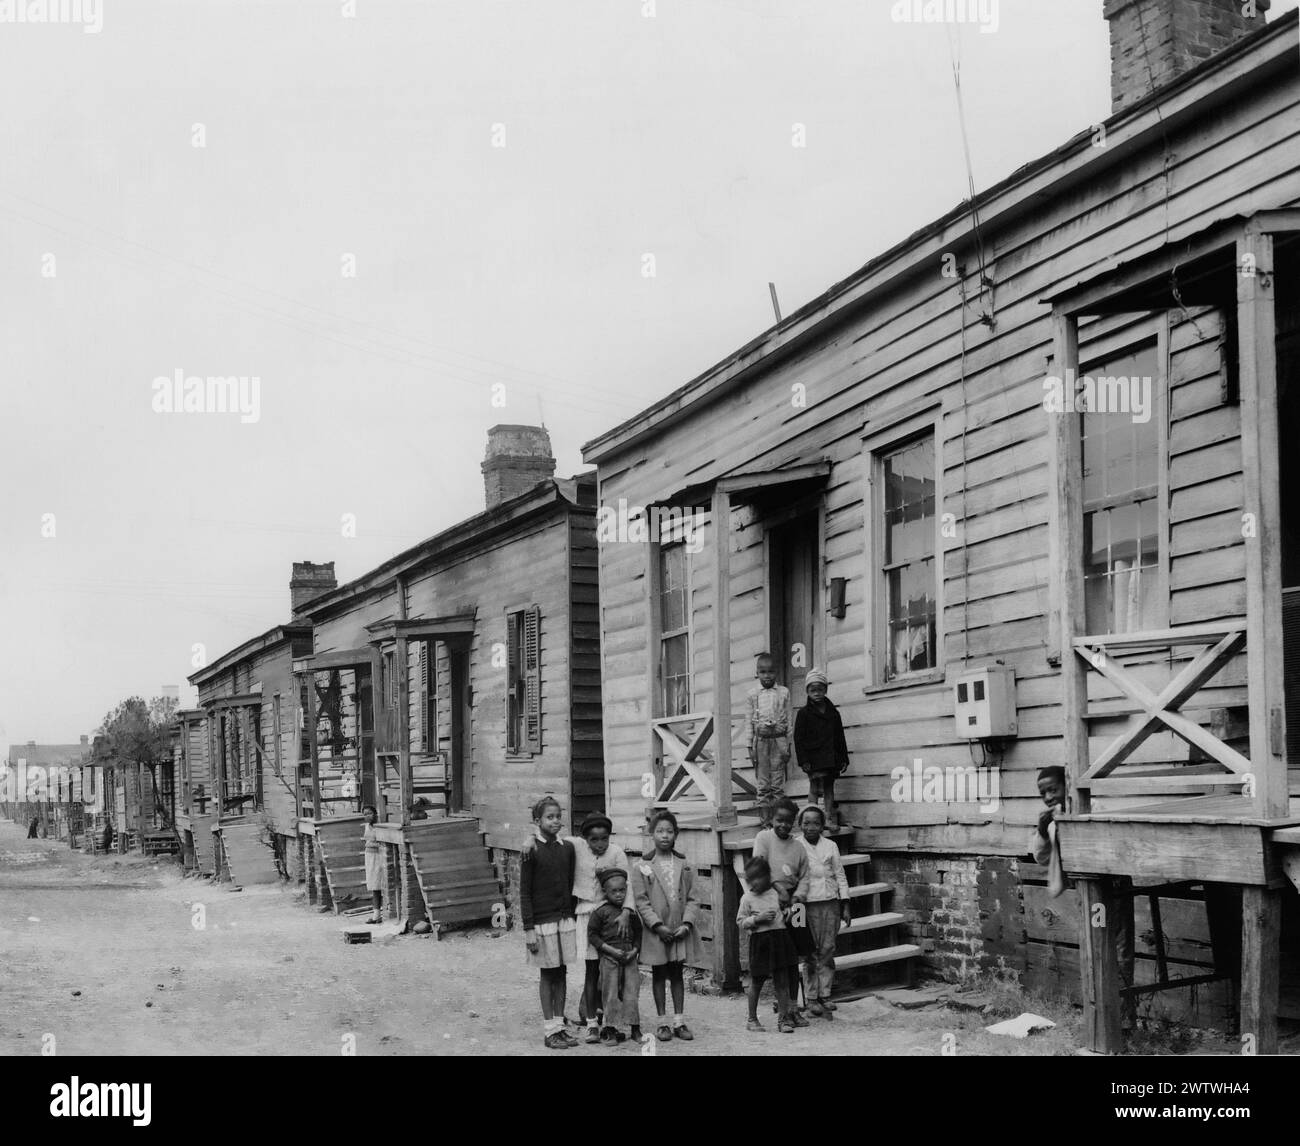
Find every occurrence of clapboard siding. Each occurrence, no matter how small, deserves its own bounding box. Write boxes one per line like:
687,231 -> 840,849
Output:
307,490 -> 602,852
592,42 -> 1300,844
193,635 -> 303,832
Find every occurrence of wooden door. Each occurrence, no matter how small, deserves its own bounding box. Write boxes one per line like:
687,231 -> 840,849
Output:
449,647 -> 471,814
769,513 -> 821,701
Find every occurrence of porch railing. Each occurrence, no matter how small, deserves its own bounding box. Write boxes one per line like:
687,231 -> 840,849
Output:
650,712 -> 757,808
1072,622 -> 1253,798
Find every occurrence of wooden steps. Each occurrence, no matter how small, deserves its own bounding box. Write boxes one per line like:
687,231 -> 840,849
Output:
835,944 -> 924,972
839,911 -> 906,935
406,818 -> 501,928
218,820 -> 281,885
829,847 -> 917,993
313,817 -> 373,912
846,881 -> 891,898
186,815 -> 217,875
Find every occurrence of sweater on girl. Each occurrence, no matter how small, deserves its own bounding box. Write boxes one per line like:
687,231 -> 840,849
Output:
799,834 -> 851,902
519,832 -> 576,929
737,887 -> 786,933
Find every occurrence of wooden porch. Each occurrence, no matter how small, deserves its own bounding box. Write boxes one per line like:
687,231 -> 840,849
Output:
1050,211 -> 1300,1053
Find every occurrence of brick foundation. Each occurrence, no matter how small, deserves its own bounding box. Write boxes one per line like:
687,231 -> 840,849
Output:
493,847 -> 522,929
871,853 -> 1026,983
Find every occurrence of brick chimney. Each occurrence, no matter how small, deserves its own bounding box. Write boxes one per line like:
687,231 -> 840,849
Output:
481,425 -> 556,510
1105,0 -> 1269,113
291,560 -> 337,614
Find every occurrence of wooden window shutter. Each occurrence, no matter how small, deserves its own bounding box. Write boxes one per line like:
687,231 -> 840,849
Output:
417,642 -> 429,753
524,605 -> 542,754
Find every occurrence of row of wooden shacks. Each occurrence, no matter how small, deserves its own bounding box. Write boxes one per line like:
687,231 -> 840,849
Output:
2,736 -> 179,857
18,0 -> 1300,1053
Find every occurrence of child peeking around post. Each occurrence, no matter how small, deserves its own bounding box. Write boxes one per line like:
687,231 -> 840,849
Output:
631,810 -> 704,1043
587,867 -> 643,1047
520,795 -> 580,1050
1029,766 -> 1067,897
737,855 -> 799,1033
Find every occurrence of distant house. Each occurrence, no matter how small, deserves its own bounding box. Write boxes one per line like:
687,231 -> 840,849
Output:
183,565 -> 326,882
582,2 -> 1300,1051
3,737 -> 89,839
293,425 -> 603,926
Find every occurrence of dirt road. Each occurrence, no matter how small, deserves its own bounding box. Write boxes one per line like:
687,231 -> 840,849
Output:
0,818 -> 1084,1056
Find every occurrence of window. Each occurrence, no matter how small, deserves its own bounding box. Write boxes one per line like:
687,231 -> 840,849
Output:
877,432 -> 939,680
658,542 -> 691,715
506,607 -> 541,755
1081,342 -> 1161,634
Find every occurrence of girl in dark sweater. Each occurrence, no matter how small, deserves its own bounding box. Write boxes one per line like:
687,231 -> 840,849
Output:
520,795 -> 579,1049
793,669 -> 850,829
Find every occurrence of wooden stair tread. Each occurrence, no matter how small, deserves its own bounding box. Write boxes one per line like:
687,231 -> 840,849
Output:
847,882 -> 892,898
840,911 -> 905,935
835,944 -> 922,970
839,854 -> 871,867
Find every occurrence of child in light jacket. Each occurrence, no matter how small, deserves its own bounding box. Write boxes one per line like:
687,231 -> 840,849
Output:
631,810 -> 704,1043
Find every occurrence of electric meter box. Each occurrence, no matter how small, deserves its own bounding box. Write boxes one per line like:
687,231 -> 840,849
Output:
953,664 -> 1017,739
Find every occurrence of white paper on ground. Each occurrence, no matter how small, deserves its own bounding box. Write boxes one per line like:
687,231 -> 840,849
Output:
984,1012 -> 1056,1038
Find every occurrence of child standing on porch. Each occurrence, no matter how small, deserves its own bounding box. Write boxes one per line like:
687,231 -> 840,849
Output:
793,669 -> 850,829
520,795 -> 580,1049
362,804 -> 384,924
632,810 -> 704,1042
746,652 -> 792,829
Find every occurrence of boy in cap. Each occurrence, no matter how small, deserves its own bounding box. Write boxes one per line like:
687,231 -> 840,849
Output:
793,669 -> 850,829
587,867 -> 643,1046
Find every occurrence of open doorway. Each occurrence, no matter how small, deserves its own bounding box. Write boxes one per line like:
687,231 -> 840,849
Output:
767,508 -> 821,703
448,645 -> 472,814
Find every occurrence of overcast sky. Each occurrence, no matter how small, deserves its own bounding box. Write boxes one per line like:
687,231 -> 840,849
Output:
3,0 -> 1295,751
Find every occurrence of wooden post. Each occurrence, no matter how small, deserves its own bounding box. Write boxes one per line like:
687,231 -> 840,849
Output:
397,637 -> 412,827
305,673 -> 321,819
1051,312 -> 1091,814
712,485 -> 736,826
647,523 -> 664,807
1077,877 -> 1124,1054
1240,885 -> 1280,1054
1237,228 -> 1288,818
180,717 -> 190,814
